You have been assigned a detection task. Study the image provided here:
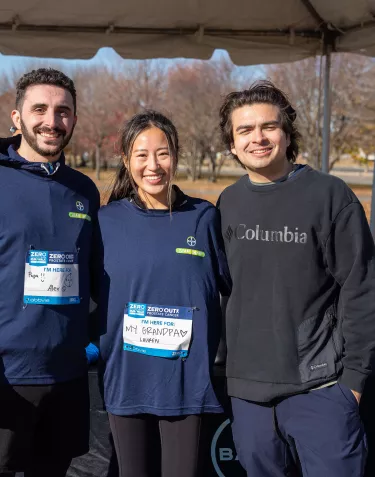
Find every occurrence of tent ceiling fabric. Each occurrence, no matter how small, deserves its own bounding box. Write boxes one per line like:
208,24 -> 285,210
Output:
0,0 -> 375,64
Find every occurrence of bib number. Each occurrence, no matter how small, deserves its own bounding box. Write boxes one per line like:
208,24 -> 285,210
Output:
24,250 -> 80,305
123,302 -> 193,358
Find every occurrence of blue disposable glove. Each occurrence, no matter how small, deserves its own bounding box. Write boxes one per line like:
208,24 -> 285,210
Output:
85,342 -> 99,364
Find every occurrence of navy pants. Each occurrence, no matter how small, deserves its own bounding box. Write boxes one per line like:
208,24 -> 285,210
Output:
231,383 -> 367,477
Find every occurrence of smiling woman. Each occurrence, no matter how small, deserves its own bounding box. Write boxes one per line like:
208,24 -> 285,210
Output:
96,111 -> 231,477
109,110 -> 178,210
128,126 -> 175,209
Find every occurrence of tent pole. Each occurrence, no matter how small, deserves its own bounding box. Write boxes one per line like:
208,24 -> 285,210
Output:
321,48 -> 331,174
370,165 -> 375,238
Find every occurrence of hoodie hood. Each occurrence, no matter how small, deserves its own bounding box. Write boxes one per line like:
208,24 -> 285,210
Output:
0,135 -> 65,176
0,134 -> 21,153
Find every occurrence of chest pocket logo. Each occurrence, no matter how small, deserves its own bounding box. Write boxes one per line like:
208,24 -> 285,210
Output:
187,236 -> 196,247
69,200 -> 91,222
175,235 -> 205,258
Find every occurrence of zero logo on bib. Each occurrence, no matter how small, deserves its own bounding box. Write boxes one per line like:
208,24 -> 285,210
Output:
123,302 -> 194,358
24,250 -> 80,305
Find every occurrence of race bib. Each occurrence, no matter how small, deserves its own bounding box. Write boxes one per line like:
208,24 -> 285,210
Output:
123,302 -> 194,358
24,250 -> 80,305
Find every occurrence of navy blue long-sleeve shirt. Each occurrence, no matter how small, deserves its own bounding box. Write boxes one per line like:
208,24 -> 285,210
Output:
0,143 -> 100,385
98,194 -> 231,416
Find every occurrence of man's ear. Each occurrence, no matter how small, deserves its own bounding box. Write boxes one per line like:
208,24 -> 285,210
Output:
286,134 -> 291,148
230,144 -> 237,157
11,110 -> 21,130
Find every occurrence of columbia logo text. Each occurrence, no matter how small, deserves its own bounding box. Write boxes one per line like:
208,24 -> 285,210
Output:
235,224 -> 307,244
310,363 -> 328,371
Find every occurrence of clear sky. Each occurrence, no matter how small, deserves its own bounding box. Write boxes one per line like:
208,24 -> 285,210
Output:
0,47 -> 262,84
0,47 -> 122,78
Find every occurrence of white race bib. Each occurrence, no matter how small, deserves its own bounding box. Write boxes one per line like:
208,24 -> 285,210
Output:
24,250 -> 80,305
123,302 -> 194,358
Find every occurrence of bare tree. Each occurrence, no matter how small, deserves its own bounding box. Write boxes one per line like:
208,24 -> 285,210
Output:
267,54 -> 375,170
74,67 -> 136,179
0,90 -> 15,136
166,56 -> 237,181
124,59 -> 167,111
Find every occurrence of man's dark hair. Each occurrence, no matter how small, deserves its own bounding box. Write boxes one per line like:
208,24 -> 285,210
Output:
15,68 -> 77,113
219,80 -> 301,164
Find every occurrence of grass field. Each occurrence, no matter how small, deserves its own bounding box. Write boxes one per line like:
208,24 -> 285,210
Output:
80,168 -> 372,221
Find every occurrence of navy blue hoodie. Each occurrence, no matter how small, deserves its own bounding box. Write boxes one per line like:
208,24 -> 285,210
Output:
0,139 -> 100,385
98,194 -> 231,416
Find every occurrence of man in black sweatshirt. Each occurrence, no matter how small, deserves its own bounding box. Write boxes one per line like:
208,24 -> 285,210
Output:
217,80 -> 374,477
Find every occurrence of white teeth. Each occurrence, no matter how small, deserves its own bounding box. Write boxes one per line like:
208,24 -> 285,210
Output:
40,132 -> 59,138
144,174 -> 163,181
252,149 -> 271,154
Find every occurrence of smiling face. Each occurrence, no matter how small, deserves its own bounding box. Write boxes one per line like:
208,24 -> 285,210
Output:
230,103 -> 291,181
128,127 -> 175,209
11,84 -> 77,162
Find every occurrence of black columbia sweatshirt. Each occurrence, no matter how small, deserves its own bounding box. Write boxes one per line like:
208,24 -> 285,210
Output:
218,166 -> 375,402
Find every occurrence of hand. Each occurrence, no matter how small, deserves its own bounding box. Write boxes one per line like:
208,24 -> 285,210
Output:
351,389 -> 362,404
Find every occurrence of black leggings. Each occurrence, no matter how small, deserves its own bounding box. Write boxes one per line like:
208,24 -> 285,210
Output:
108,413 -> 201,477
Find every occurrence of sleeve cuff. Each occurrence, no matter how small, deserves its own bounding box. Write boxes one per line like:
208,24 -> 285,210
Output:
339,368 -> 368,394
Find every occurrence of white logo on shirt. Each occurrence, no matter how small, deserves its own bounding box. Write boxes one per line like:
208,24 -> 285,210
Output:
235,224 -> 307,244
187,236 -> 196,247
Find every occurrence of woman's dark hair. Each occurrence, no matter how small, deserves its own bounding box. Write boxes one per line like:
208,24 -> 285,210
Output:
219,80 -> 301,164
109,110 -> 179,205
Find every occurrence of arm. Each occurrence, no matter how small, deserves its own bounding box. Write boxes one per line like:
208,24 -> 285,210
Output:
206,207 -> 232,298
205,206 -> 232,365
215,295 -> 229,366
325,202 -> 375,398
89,189 -> 102,342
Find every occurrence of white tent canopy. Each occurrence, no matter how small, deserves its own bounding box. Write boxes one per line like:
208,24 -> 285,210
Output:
1,0 -> 375,63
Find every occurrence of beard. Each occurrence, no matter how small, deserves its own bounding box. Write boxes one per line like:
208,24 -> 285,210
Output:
20,118 -> 75,159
